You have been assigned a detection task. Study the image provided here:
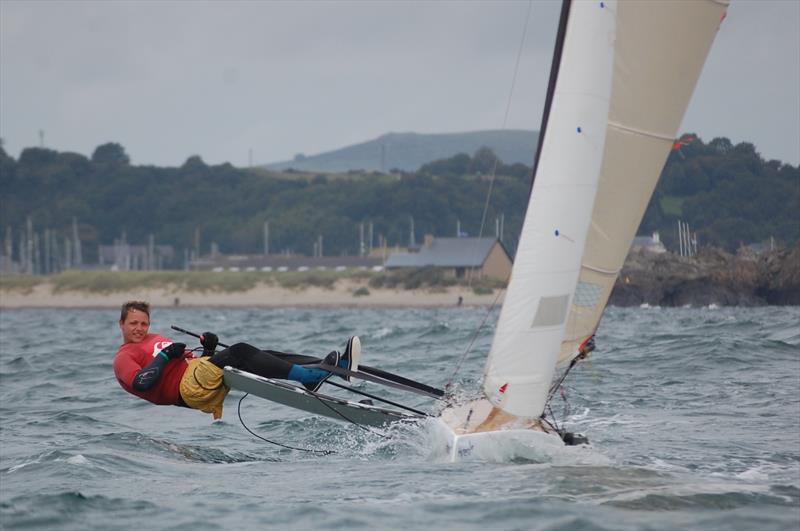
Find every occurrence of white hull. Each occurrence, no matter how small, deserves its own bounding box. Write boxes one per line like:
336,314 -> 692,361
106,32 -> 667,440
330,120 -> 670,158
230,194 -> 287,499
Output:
434,420 -> 565,462
434,398 -> 565,462
223,368 -> 419,426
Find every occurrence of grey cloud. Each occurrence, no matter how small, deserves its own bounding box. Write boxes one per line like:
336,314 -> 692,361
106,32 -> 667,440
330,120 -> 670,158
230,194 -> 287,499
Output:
0,0 -> 797,167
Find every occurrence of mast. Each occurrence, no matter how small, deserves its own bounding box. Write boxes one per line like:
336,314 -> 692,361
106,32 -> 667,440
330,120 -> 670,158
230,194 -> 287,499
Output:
528,0 -> 572,192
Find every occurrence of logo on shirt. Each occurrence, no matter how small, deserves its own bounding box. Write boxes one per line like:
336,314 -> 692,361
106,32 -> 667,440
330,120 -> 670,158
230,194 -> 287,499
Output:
152,341 -> 173,357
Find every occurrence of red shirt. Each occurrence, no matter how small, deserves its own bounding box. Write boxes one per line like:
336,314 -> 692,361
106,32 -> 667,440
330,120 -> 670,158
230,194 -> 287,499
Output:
113,333 -> 192,405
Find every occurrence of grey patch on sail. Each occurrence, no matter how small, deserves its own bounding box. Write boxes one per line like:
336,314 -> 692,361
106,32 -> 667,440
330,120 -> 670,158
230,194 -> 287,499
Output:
573,281 -> 603,308
531,295 -> 569,327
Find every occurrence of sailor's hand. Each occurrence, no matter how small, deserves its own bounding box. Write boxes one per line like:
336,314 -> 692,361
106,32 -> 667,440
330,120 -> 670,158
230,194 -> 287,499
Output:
161,342 -> 186,360
200,332 -> 218,352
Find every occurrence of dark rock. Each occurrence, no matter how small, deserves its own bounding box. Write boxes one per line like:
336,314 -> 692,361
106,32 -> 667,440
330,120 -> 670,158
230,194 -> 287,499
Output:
609,243 -> 800,307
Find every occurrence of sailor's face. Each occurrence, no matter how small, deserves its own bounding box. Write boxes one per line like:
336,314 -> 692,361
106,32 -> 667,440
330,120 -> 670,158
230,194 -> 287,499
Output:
120,309 -> 150,344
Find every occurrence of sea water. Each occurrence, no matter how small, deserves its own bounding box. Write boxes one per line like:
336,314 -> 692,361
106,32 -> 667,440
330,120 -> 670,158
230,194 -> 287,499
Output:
0,305 -> 798,530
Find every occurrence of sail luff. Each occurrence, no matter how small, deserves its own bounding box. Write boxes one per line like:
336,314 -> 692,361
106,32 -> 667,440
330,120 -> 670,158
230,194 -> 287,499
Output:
528,0 -> 572,193
482,1 -> 617,418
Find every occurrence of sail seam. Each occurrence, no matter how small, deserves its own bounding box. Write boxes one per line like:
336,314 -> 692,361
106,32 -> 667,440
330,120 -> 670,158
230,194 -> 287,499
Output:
582,264 -> 620,275
607,121 -> 674,142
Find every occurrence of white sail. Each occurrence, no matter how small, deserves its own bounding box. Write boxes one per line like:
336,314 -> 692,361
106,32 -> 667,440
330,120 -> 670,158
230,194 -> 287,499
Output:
483,1 -> 617,419
483,0 -> 729,418
558,0 -> 730,365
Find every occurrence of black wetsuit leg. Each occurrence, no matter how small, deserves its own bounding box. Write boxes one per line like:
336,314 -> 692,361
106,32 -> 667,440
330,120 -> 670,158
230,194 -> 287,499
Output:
262,350 -> 320,365
210,343 -> 320,379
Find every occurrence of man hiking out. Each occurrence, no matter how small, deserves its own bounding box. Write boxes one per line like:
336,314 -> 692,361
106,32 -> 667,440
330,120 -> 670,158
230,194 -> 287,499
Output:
113,300 -> 360,419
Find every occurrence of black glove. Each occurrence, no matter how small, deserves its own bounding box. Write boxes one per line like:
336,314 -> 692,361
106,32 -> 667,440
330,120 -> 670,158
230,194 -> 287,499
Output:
161,342 -> 186,360
200,332 -> 218,356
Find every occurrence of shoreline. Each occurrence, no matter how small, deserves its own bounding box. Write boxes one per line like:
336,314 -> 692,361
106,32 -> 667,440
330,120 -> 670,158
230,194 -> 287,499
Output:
0,281 -> 502,309
2,243 -> 798,309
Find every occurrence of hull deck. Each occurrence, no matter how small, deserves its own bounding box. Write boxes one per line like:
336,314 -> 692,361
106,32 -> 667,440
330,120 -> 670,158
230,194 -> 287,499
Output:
436,398 -> 565,461
224,367 -> 422,427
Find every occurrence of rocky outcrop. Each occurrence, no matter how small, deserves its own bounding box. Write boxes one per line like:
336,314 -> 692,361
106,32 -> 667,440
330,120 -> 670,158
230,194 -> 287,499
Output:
764,244 -> 800,305
609,244 -> 800,307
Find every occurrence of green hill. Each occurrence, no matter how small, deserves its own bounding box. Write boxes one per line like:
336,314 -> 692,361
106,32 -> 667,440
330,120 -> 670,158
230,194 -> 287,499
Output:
1,135 -> 797,271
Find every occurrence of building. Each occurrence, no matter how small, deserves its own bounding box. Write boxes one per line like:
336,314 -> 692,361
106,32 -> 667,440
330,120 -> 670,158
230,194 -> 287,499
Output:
743,236 -> 778,255
384,235 -> 512,281
630,232 -> 667,253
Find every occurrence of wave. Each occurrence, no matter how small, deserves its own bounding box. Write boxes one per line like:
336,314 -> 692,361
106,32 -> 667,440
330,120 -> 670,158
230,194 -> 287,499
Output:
97,431 -> 275,464
0,491 -> 158,531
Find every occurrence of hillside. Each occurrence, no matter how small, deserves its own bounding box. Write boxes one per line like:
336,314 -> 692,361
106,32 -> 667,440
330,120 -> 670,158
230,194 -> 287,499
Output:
1,135 -> 797,269
264,130 -> 539,173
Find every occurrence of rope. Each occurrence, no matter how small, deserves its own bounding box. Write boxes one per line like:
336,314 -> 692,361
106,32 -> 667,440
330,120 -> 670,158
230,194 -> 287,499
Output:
236,384 -> 391,455
236,393 -> 335,455
545,403 -> 561,434
468,0 -> 533,289
540,338 -> 595,436
307,388 -> 391,439
447,1 -> 534,388
445,286 -> 505,390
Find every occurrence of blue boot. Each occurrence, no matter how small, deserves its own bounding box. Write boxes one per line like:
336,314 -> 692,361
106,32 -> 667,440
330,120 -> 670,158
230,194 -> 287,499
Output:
302,350 -> 340,392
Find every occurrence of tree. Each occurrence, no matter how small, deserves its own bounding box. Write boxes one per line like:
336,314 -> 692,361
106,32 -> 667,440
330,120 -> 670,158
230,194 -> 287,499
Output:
91,142 -> 130,164
469,146 -> 498,175
18,147 -> 59,166
419,153 -> 470,177
182,155 -> 208,171
709,136 -> 733,155
0,144 -> 16,182
0,135 -> 795,262
502,162 -> 532,179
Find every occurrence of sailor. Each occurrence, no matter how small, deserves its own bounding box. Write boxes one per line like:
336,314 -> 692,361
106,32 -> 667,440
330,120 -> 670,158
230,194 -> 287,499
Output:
113,300 -> 360,420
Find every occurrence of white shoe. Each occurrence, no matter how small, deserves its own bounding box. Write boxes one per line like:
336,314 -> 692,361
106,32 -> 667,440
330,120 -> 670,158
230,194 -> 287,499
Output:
341,336 -> 361,381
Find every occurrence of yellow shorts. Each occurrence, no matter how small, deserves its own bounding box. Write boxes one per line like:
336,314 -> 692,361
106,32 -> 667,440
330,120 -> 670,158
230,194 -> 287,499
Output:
179,358 -> 230,420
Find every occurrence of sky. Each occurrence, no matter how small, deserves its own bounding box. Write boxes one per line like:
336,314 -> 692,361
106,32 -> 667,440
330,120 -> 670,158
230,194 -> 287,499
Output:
1,0 -> 798,168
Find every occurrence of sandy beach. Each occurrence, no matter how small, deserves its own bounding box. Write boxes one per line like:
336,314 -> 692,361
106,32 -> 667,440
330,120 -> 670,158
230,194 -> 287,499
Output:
0,279 -> 503,309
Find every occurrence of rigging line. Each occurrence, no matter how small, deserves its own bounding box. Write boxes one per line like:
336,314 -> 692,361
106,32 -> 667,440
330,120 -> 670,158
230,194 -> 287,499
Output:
547,356 -> 579,404
565,305 -> 581,376
469,0 -> 533,290
543,338 -> 593,432
540,414 -> 560,436
560,387 -> 571,421
546,340 -> 591,407
325,380 -> 431,417
306,386 -> 392,439
236,393 -> 335,455
545,403 -> 561,434
445,285 -> 505,390
448,0 -> 533,387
